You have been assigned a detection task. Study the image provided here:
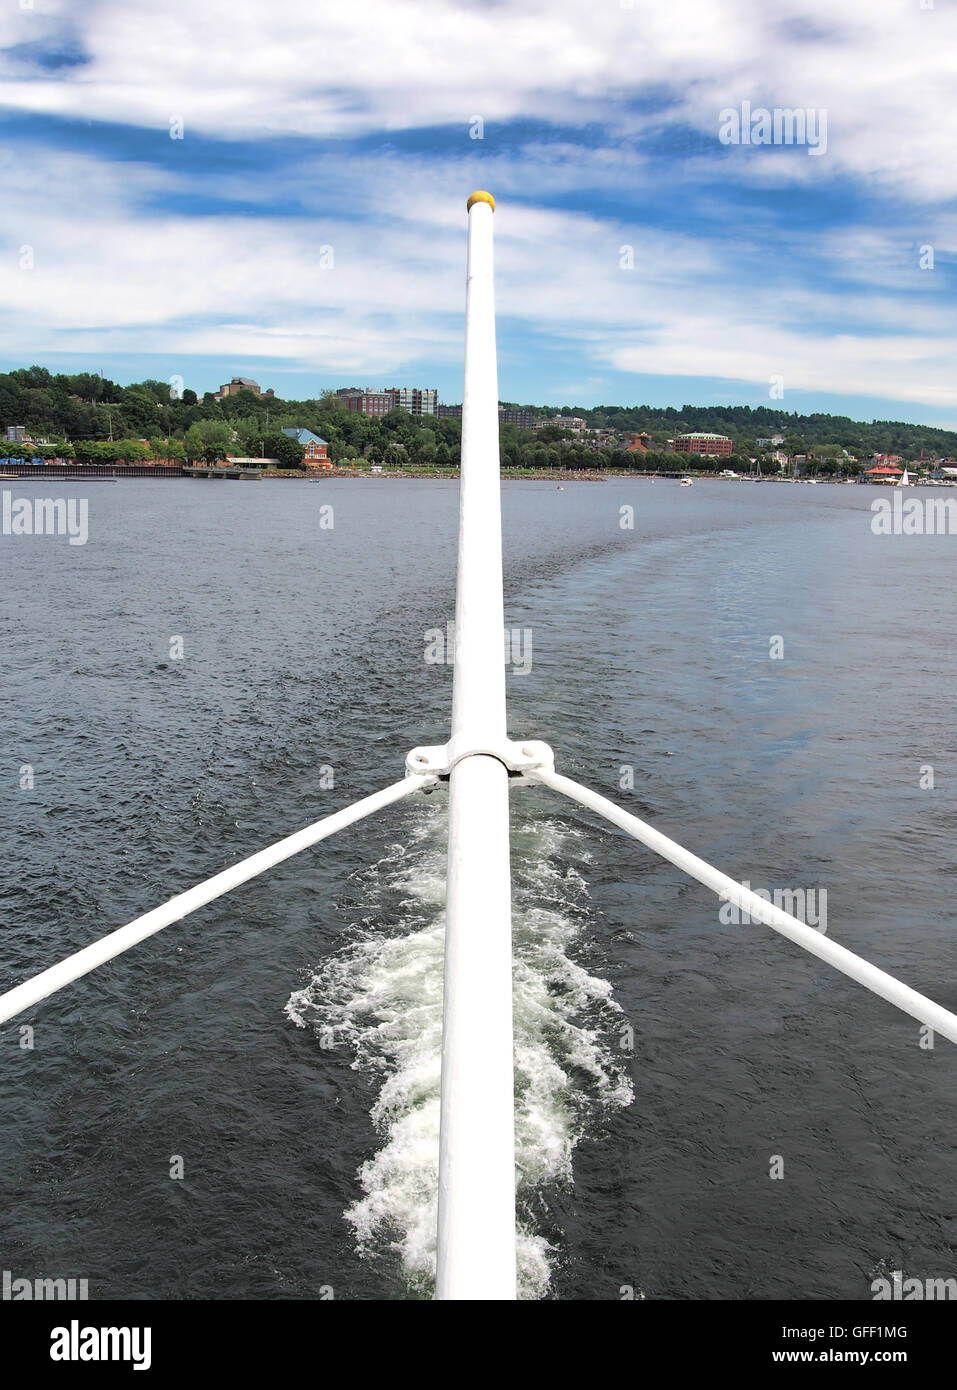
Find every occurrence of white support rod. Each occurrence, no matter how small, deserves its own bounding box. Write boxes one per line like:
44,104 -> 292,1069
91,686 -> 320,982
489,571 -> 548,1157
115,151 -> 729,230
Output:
436,192 -> 517,1302
0,776 -> 431,1028
537,770 -> 957,1047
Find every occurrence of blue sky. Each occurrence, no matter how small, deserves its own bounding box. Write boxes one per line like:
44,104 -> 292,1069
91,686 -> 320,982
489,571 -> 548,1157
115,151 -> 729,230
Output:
2,0 -> 956,425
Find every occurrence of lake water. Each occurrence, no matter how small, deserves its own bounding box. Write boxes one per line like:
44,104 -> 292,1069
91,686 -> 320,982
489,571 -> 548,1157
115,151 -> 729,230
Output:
1,477 -> 955,1299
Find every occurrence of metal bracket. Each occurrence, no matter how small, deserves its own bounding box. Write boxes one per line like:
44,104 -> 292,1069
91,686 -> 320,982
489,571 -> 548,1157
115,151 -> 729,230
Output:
405,736 -> 555,781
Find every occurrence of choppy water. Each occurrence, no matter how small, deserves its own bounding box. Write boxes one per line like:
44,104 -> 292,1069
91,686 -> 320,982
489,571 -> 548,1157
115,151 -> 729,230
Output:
0,478 -> 954,1299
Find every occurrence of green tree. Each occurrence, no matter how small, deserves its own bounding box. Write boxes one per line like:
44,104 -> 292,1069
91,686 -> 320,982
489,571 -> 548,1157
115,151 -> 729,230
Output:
184,426 -> 204,462
197,418 -> 233,446
261,432 -> 305,468
113,438 -> 150,462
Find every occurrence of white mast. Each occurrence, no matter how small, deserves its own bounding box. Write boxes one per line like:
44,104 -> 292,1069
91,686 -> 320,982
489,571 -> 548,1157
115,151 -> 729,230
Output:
435,191 -> 517,1301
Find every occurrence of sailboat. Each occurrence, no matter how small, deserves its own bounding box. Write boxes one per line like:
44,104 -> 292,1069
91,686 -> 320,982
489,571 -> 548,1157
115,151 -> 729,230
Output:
898,467 -> 912,486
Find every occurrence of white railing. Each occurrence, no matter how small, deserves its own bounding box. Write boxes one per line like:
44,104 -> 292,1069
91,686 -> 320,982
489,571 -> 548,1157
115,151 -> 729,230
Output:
534,770 -> 957,1046
0,776 -> 432,1028
2,191 -> 956,1304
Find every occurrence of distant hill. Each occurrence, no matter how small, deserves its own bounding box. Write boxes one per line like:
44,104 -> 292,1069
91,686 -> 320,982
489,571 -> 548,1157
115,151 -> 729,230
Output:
2,366 -> 955,464
513,403 -> 957,458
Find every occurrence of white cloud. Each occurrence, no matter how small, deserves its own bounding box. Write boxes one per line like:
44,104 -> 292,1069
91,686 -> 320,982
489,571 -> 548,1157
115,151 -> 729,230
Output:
1,136 -> 954,409
2,1 -> 956,413
2,0 -> 957,200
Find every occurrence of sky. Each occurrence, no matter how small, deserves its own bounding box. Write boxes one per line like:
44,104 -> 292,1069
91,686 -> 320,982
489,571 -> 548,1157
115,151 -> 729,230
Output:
1,0 -> 956,425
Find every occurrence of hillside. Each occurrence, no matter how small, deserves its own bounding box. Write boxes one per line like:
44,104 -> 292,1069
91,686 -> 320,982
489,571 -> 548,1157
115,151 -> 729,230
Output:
2,367 -> 955,467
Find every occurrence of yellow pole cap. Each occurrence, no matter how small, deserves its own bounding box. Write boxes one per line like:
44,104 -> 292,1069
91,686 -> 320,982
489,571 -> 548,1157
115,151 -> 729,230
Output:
467,190 -> 495,213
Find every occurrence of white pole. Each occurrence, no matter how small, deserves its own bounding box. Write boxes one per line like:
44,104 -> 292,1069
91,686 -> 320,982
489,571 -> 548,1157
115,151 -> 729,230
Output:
435,191 -> 517,1301
0,776 -> 431,1028
537,769 -> 957,1046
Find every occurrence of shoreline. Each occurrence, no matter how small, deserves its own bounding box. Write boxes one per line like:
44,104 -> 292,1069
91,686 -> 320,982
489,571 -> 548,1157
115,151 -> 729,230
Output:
2,464 -> 955,487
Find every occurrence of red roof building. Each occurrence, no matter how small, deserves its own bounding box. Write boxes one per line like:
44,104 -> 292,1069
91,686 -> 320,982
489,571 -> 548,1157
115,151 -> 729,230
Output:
624,432 -> 653,452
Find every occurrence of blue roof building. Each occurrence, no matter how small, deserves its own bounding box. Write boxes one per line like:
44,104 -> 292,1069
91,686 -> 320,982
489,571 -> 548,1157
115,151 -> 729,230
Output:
282,428 -> 328,447
281,427 -> 329,462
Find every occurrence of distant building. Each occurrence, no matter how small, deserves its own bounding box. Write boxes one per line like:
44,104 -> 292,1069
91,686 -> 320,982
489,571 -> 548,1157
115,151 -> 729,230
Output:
756,435 -> 784,447
499,406 -> 536,429
671,432 -> 734,457
387,386 -> 437,416
4,425 -> 28,443
864,463 -> 904,483
336,389 -> 395,417
624,431 -> 653,453
437,404 -> 462,419
873,453 -> 903,466
335,386 -> 436,417
539,415 -> 586,433
281,427 -> 329,464
214,377 -> 275,400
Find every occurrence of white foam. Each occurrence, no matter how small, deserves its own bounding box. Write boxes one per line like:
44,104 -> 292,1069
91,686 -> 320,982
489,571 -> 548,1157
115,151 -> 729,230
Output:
285,802 -> 633,1299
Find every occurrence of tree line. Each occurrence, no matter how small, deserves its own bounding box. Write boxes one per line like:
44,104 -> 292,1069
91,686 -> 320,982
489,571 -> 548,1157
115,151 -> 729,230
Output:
1,366 -> 955,468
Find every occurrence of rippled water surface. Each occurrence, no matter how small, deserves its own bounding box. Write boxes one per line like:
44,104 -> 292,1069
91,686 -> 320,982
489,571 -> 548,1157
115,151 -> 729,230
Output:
1,477 -> 954,1299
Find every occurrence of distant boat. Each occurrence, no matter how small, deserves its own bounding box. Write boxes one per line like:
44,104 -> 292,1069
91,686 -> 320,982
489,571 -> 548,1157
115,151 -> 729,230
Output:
897,468 -> 912,487
679,477 -> 693,487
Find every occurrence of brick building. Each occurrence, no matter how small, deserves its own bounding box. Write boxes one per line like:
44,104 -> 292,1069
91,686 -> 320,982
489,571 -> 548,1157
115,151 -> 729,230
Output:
335,386 -> 437,417
335,389 -> 395,418
670,432 -> 734,457
281,427 -> 330,464
214,377 -> 275,400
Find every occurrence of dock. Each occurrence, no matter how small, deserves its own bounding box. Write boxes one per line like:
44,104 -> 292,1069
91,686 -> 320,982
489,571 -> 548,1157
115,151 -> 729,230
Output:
183,465 -> 262,480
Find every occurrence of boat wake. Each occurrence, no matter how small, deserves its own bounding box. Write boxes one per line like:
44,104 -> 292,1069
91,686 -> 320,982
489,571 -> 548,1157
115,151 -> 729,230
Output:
285,798 -> 633,1299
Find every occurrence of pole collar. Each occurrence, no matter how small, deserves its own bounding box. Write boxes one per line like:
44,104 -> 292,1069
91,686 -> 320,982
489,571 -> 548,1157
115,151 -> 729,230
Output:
405,736 -> 553,779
